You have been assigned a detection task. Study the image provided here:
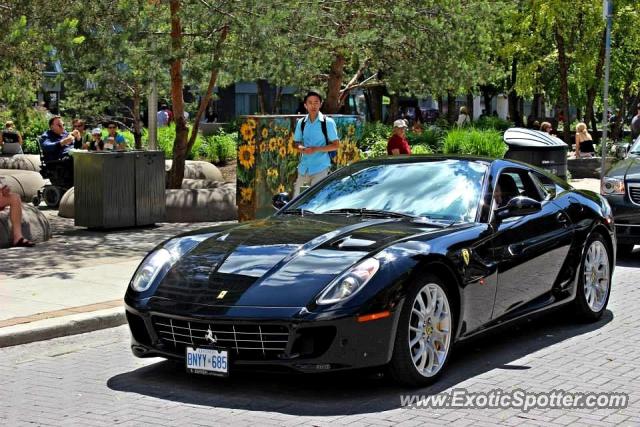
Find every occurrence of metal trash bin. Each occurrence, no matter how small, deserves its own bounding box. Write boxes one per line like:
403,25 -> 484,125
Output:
503,128 -> 569,179
74,151 -> 165,229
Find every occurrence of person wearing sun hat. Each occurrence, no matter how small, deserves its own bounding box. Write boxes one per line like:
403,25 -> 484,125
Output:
387,119 -> 411,155
88,127 -> 104,151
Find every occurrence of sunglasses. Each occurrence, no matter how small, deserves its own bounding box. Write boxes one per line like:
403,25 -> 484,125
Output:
108,126 -> 116,129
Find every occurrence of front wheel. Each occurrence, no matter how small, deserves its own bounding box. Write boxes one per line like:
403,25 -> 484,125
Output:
573,233 -> 612,322
389,275 -> 455,386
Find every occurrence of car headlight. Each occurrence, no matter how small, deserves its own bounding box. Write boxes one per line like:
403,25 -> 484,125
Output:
316,258 -> 380,305
130,233 -> 214,293
601,177 -> 625,195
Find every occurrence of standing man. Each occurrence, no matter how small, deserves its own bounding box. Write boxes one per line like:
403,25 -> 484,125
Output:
631,103 -> 640,140
157,105 -> 169,128
293,91 -> 340,197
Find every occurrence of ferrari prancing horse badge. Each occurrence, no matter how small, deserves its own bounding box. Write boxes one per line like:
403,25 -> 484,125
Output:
462,249 -> 470,266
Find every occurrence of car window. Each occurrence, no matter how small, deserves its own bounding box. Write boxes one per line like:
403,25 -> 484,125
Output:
288,159 -> 488,222
493,169 -> 544,210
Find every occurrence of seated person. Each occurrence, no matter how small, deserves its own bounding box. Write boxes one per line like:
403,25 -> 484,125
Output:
0,121 -> 24,155
494,174 -> 520,208
103,121 -> 126,151
41,116 -> 78,162
88,128 -> 104,151
0,183 -> 35,247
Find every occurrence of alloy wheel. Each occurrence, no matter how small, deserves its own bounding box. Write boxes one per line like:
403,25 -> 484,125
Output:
408,283 -> 452,377
583,240 -> 610,313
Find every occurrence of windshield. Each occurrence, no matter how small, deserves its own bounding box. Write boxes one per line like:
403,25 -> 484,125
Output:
285,159 -> 487,222
630,139 -> 640,154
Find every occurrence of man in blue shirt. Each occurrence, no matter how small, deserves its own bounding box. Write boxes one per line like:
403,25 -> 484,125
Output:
103,121 -> 127,150
293,91 -> 340,197
41,116 -> 78,162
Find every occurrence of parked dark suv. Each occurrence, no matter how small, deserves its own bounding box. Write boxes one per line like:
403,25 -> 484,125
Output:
602,138 -> 640,255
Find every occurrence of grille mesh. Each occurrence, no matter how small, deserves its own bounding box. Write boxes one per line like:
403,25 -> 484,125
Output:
629,183 -> 640,205
152,315 -> 289,360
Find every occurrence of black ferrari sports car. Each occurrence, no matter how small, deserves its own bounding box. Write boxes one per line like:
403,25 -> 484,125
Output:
125,156 -> 615,386
602,137 -> 640,255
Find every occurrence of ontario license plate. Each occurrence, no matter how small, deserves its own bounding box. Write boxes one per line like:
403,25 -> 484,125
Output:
185,346 -> 229,376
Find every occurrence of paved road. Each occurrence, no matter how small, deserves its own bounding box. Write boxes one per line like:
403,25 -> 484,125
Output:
2,256 -> 640,426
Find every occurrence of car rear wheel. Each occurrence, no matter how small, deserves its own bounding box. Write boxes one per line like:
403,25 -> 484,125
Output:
573,233 -> 612,322
389,275 -> 454,386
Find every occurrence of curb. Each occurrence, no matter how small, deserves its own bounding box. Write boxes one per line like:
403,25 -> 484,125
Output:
0,307 -> 126,348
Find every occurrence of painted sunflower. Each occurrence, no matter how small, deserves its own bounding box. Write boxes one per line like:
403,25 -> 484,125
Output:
277,184 -> 286,194
261,127 -> 269,139
267,168 -> 278,178
239,123 -> 255,142
247,118 -> 257,129
240,187 -> 253,203
268,137 -> 278,151
238,144 -> 256,169
278,146 -> 287,158
287,136 -> 297,154
276,137 -> 284,148
259,141 -> 268,153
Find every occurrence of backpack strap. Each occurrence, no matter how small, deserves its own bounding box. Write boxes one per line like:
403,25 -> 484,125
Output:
299,115 -> 330,145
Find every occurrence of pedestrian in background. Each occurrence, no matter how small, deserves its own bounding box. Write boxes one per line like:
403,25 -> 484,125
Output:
631,103 -> 640,140
387,119 -> 411,156
575,122 -> 595,158
292,91 -> 340,197
540,122 -> 553,134
456,106 -> 471,127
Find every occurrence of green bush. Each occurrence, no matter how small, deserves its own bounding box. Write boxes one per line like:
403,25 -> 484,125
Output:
443,128 -> 506,158
359,121 -> 392,152
474,116 -> 513,132
406,126 -> 445,151
363,139 -> 389,159
195,131 -> 238,164
411,144 -> 432,155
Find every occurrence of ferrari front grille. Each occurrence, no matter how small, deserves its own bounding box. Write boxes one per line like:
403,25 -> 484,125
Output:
629,183 -> 640,206
152,315 -> 290,360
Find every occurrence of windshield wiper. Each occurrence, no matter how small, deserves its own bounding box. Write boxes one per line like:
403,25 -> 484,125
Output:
281,208 -> 316,216
322,208 -> 417,219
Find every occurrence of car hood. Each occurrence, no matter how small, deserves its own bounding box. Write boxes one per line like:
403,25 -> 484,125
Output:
607,157 -> 640,181
151,215 -> 461,308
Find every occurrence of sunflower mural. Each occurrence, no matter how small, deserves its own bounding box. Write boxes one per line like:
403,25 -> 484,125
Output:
237,115 -> 363,221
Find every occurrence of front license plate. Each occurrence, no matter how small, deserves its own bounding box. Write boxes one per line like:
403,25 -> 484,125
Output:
185,346 -> 229,376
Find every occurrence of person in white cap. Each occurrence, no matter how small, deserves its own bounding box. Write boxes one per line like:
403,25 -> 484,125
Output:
387,119 -> 411,155
88,128 -> 104,151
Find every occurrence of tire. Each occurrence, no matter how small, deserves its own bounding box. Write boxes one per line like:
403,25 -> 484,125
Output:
573,232 -> 612,322
388,274 -> 455,387
43,186 -> 62,208
617,244 -> 635,257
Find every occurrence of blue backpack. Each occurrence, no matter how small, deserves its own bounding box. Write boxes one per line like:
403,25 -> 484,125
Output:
299,117 -> 337,160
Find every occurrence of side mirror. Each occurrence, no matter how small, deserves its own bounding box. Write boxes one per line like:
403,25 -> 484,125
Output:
496,196 -> 542,219
272,192 -> 290,210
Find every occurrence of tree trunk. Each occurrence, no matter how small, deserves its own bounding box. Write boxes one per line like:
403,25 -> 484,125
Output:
585,28 -> 606,133
388,93 -> 399,123
466,92 -> 474,122
508,58 -> 524,127
256,79 -> 268,114
132,85 -> 142,149
437,94 -> 444,117
167,0 -> 189,189
185,25 -> 229,161
272,86 -> 282,114
447,90 -> 456,125
325,53 -> 346,114
368,86 -> 384,122
532,93 -> 541,118
554,25 -> 571,143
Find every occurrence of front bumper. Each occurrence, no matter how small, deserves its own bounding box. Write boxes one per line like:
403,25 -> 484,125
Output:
124,301 -> 400,373
604,194 -> 640,245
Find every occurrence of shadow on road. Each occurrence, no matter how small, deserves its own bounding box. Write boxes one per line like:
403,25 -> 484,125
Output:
107,309 -> 613,416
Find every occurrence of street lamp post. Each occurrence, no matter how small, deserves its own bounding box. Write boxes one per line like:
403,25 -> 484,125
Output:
600,0 -> 613,181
